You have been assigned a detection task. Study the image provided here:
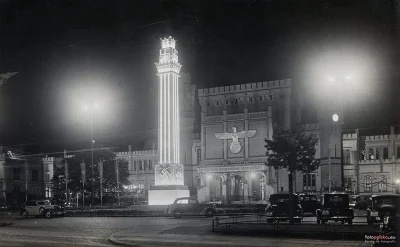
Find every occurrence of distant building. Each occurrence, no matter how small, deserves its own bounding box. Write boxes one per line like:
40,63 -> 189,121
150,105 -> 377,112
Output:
342,126 -> 400,195
0,151 -> 62,205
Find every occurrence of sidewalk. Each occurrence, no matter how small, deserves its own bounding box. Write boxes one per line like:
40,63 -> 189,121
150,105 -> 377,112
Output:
109,230 -> 370,247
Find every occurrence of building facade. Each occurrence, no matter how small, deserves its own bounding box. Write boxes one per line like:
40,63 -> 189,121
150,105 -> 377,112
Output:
342,126 -> 400,195
0,152 -> 62,205
194,80 -> 295,203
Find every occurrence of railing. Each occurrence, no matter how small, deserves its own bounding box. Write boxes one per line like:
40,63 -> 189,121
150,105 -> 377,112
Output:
211,214 -> 380,233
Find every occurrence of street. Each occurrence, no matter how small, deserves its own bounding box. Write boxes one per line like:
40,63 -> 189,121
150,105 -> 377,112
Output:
0,213 -> 372,247
0,216 -> 212,246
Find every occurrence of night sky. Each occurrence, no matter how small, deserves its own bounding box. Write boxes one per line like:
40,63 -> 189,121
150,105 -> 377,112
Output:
0,0 -> 399,154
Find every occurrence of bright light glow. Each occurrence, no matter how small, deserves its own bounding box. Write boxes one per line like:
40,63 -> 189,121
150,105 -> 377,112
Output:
345,76 -> 352,80
396,179 -> 400,184
94,103 -> 100,110
328,77 -> 335,82
83,105 -> 89,111
251,172 -> 256,178
122,185 -> 128,190
332,113 -> 339,122
206,174 -> 212,180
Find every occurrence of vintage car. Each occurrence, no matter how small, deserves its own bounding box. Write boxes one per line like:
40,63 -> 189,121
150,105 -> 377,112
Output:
298,194 -> 321,215
265,194 -> 303,223
367,195 -> 400,225
381,215 -> 398,233
165,197 -> 216,218
349,195 -> 369,209
316,193 -> 354,224
20,200 -> 65,218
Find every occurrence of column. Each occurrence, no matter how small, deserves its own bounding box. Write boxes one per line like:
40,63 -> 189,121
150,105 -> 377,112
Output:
244,107 -> 249,159
226,173 -> 231,203
201,112 -> 206,161
223,109 -> 228,160
267,105 -> 275,186
128,145 -> 132,172
222,180 -> 227,203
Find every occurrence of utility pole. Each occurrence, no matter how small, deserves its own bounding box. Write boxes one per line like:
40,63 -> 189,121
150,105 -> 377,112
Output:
64,149 -> 68,204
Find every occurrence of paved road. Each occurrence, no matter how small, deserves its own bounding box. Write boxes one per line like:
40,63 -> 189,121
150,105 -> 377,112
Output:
0,215 -> 212,246
0,213 -> 372,247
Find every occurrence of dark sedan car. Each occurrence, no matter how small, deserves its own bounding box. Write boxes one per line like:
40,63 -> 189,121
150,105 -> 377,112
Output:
265,194 -> 303,223
367,195 -> 400,224
316,193 -> 354,224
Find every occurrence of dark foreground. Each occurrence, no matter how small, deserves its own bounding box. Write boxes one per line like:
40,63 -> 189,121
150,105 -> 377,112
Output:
0,214 -> 378,247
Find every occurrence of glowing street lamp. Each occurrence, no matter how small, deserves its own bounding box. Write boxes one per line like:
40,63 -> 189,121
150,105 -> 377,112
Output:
332,113 -> 339,122
327,75 -> 352,192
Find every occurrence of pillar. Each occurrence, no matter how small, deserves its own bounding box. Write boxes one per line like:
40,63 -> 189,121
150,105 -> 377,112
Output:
244,107 -> 249,158
201,112 -> 206,161
223,109 -> 228,160
226,173 -> 231,203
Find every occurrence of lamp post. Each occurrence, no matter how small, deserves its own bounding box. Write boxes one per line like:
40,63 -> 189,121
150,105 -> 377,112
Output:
328,76 -> 352,191
329,113 -> 339,193
83,104 -> 99,206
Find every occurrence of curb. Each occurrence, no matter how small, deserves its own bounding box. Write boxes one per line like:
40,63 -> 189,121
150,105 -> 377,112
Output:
107,232 -> 369,247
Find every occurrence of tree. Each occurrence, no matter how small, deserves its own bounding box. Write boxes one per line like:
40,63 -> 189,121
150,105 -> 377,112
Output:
265,126 -> 320,222
52,148 -> 130,205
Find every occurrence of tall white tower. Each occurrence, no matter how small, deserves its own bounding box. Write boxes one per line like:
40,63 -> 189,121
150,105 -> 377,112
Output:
148,37 -> 189,205
156,36 -> 182,171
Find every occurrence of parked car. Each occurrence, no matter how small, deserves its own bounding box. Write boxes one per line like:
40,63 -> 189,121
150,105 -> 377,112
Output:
316,193 -> 354,224
165,197 -> 216,218
381,215 -> 398,233
349,195 -> 361,208
20,200 -> 65,218
298,194 -> 321,215
265,194 -> 303,223
367,195 -> 400,225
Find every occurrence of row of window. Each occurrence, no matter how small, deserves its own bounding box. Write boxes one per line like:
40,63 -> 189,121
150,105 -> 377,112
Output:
344,146 -> 400,164
12,168 -> 39,181
131,160 -> 153,171
207,94 -> 284,107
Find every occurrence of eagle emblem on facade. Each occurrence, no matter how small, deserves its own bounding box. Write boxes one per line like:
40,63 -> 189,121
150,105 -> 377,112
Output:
214,127 -> 256,154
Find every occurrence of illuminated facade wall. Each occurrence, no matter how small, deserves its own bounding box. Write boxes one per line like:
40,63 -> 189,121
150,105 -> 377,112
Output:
155,37 -> 182,165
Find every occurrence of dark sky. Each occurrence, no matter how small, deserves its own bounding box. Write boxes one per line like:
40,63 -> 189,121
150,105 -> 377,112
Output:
0,0 -> 399,153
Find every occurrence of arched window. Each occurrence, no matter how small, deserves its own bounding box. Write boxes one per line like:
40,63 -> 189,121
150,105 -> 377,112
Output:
344,150 -> 351,164
364,176 -> 372,192
259,96 -> 263,101
397,146 -> 400,159
383,147 -> 389,159
250,97 -> 253,102
144,160 -> 148,170
376,149 -> 380,160
378,175 -> 387,192
344,177 -> 353,192
149,160 -> 152,170
139,161 -> 143,171
197,149 -> 201,164
133,161 -> 137,171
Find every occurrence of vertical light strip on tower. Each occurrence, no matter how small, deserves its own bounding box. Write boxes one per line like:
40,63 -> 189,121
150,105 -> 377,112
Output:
159,72 -> 163,163
176,73 -> 180,164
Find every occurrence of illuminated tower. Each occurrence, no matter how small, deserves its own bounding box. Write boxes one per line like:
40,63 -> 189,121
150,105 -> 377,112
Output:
149,36 -> 189,205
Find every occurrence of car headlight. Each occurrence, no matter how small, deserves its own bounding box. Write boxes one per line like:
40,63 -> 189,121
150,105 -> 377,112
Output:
384,217 -> 389,225
370,211 -> 379,217
322,210 -> 329,216
266,212 -> 273,216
